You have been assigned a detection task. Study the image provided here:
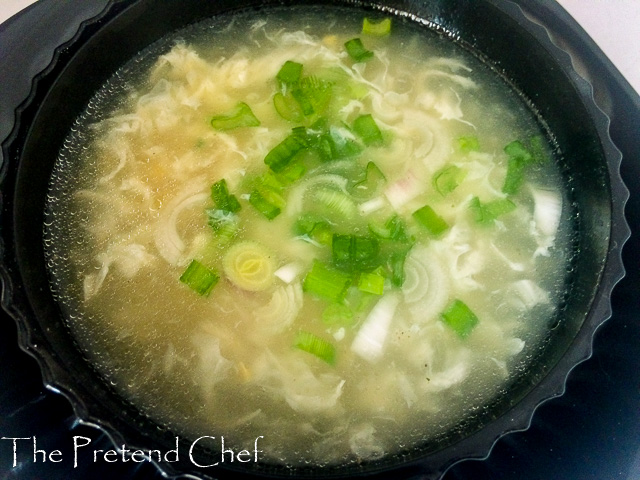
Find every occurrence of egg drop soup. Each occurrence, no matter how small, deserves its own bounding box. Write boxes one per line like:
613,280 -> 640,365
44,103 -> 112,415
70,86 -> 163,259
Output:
45,8 -> 571,466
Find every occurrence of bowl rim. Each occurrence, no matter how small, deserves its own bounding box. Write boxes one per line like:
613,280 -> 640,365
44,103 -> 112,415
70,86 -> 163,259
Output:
0,0 -> 631,478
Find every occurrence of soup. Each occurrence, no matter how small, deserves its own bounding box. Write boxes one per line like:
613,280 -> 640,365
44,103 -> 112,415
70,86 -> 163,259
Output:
45,8 -> 571,466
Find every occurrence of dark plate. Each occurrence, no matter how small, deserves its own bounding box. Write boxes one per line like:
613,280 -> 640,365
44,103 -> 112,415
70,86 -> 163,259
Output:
0,1 -> 638,479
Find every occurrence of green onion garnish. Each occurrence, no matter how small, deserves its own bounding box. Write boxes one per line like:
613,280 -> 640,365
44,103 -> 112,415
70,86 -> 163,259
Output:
441,299 -> 479,338
249,186 -> 284,220
303,260 -> 352,303
332,234 -> 380,273
179,260 -> 219,297
294,331 -> 336,365
264,127 -> 309,172
352,114 -> 383,146
322,303 -> 354,326
210,102 -> 260,130
273,92 -> 304,122
433,165 -> 466,196
354,161 -> 386,197
469,196 -> 516,224
358,270 -> 385,295
456,135 -> 480,152
276,60 -> 303,89
412,205 -> 449,236
210,179 -> 241,213
389,250 -> 408,287
344,38 -> 374,62
362,17 -> 391,36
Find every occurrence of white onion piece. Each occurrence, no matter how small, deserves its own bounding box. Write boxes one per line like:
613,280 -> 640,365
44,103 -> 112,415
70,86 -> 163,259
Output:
285,174 -> 348,217
153,180 -> 207,265
532,187 -> 563,237
274,262 -> 303,284
402,247 -> 449,322
351,293 -> 399,363
253,283 -> 303,334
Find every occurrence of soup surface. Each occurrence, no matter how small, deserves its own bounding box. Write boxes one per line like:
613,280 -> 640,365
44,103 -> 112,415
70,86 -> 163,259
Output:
45,8 -> 571,466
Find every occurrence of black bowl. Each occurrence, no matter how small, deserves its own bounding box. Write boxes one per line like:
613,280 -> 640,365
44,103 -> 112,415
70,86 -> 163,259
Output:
0,0 -> 629,479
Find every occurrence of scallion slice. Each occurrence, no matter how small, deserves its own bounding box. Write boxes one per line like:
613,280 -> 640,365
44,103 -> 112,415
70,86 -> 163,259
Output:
469,196 -> 516,224
303,260 -> 352,303
210,102 -> 260,130
456,135 -> 480,152
210,179 -> 241,213
294,331 -> 336,365
249,186 -> 284,220
433,165 -> 466,196
362,17 -> 391,36
441,299 -> 479,338
352,114 -> 383,146
358,270 -> 385,295
276,60 -> 303,89
344,38 -> 374,62
264,128 -> 309,172
273,92 -> 304,122
179,260 -> 219,297
412,205 -> 449,236
332,234 -> 380,273
322,303 -> 354,326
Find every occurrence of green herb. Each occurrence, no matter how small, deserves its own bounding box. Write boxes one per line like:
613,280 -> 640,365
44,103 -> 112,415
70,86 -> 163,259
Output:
469,196 -> 516,224
210,179 -> 241,213
344,38 -> 374,62
441,299 -> 479,338
294,331 -> 336,365
357,269 -> 385,295
433,165 -> 466,196
362,17 -> 391,36
456,135 -> 480,152
179,260 -> 219,296
276,60 -> 303,89
352,114 -> 383,146
303,260 -> 352,303
210,102 -> 260,130
332,234 -> 380,273
412,205 -> 449,236
322,303 -> 354,326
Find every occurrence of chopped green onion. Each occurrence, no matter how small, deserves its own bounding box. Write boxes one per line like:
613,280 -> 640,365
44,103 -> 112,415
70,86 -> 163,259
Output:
412,205 -> 449,236
264,127 -> 309,172
353,161 -> 386,197
206,208 -> 238,233
273,92 -> 304,122
180,260 -> 219,296
294,331 -> 336,365
504,140 -> 533,163
249,186 -> 284,220
322,303 -> 354,326
433,165 -> 466,196
362,17 -> 391,36
299,75 -> 332,115
210,102 -> 260,130
469,196 -> 516,224
389,250 -> 408,287
332,234 -> 380,273
441,299 -> 479,338
368,215 -> 410,242
210,179 -> 241,213
293,214 -> 333,245
326,125 -> 363,159
314,188 -> 357,221
276,60 -> 303,89
456,135 -> 480,152
502,156 -> 527,195
303,260 -> 352,303
344,38 -> 374,62
358,270 -> 385,295
352,114 -> 383,146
